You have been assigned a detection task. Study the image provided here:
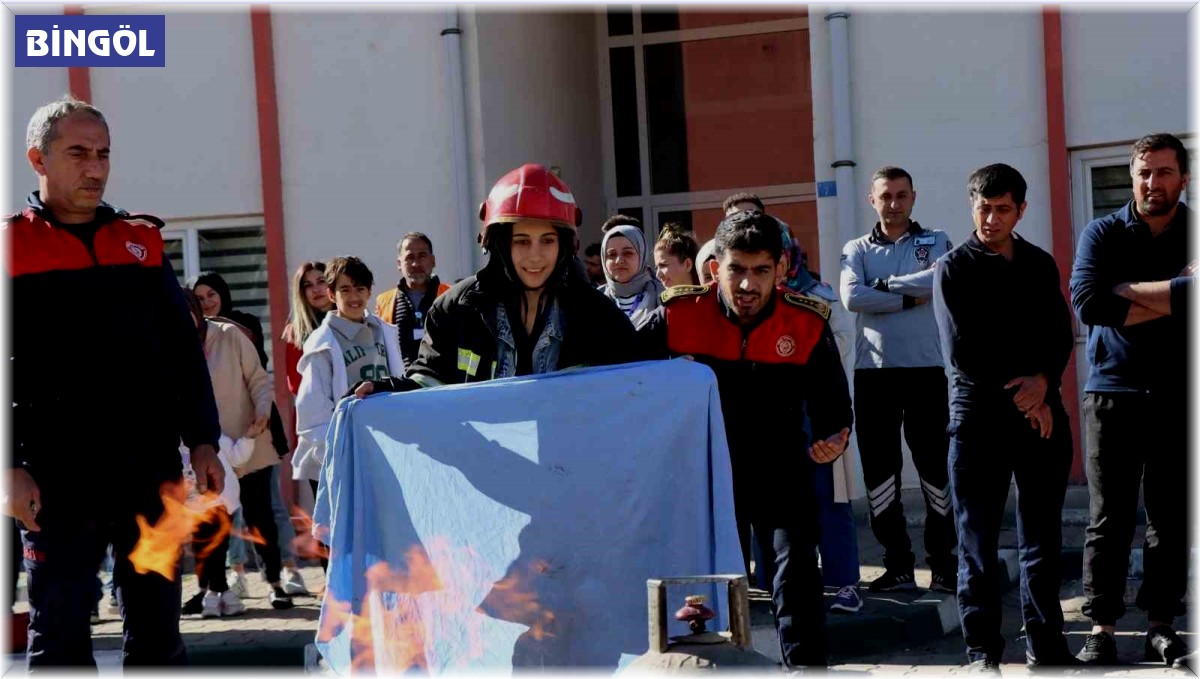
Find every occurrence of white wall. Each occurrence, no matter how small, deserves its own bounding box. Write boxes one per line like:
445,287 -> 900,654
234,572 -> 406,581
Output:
87,9 -> 262,219
843,8 -> 1053,252
469,9 -> 606,254
1062,8 -> 1191,148
811,8 -> 1054,491
8,5 -> 71,212
273,9 -> 468,290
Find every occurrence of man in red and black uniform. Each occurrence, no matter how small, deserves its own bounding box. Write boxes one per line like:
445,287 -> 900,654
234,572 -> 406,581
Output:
4,97 -> 224,668
640,210 -> 853,668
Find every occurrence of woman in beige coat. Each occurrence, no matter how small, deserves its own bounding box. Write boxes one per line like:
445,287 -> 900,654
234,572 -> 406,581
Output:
183,289 -> 295,611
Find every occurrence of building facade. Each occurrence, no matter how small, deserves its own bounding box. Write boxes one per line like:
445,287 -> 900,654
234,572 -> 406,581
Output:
6,4 -> 1192,486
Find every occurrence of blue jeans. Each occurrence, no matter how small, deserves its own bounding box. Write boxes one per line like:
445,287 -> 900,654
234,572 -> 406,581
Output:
949,407 -> 1071,663
813,462 -> 860,588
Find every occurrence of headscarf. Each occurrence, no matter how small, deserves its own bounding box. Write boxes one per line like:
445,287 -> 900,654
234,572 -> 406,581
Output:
601,225 -> 663,319
778,220 -> 816,293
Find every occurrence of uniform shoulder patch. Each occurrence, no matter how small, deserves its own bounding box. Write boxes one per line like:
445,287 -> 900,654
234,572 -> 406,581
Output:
122,213 -> 165,230
661,284 -> 709,304
783,292 -> 831,320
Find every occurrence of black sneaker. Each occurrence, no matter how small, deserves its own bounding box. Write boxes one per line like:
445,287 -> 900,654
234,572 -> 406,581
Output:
269,586 -> 294,610
929,572 -> 956,594
966,658 -> 1001,674
181,591 -> 205,616
867,570 -> 916,592
1145,625 -> 1190,669
1076,631 -> 1118,665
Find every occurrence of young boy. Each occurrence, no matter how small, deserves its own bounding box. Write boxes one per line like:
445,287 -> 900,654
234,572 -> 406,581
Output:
293,257 -> 406,507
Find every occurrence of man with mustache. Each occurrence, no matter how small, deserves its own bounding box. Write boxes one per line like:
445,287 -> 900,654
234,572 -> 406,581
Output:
374,232 -> 452,366
639,209 -> 853,670
4,97 -> 224,667
1070,133 -> 1193,668
839,167 -> 957,596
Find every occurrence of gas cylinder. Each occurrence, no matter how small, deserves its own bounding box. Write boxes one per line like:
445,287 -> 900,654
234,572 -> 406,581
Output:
620,574 -> 778,672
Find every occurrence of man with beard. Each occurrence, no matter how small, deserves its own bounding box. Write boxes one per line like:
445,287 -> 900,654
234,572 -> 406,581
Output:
1070,133 -> 1193,668
639,209 -> 853,669
374,232 -> 452,365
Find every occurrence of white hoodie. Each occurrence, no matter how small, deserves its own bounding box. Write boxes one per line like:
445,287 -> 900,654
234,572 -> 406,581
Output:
292,312 -> 405,482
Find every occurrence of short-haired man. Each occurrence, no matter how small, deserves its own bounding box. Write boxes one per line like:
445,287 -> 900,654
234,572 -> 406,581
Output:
639,210 -> 852,669
722,191 -> 765,215
724,192 -> 865,613
600,213 -> 643,234
1069,133 -> 1193,668
933,164 -> 1076,671
374,232 -> 451,365
583,242 -> 605,287
839,167 -> 957,594
5,97 -> 224,667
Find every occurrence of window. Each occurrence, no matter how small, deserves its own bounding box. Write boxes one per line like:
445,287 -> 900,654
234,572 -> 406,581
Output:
598,7 -> 816,250
164,217 -> 273,371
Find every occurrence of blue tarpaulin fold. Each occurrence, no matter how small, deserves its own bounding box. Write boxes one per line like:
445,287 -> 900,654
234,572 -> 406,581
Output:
313,360 -> 742,673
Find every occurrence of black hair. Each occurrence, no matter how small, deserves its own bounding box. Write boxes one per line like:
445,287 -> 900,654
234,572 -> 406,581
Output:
600,214 -> 642,234
712,210 -> 783,262
325,256 -> 375,289
188,271 -> 234,316
871,166 -> 914,189
967,163 -> 1027,206
584,243 -> 601,257
1131,133 -> 1190,176
722,192 -> 765,214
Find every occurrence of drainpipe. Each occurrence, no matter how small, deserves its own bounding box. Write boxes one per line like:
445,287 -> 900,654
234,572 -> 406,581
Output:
826,8 -> 857,249
442,8 -> 476,278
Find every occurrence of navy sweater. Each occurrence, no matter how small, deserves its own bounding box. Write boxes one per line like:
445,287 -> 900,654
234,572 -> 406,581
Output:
933,232 -> 1074,419
1069,200 -> 1191,396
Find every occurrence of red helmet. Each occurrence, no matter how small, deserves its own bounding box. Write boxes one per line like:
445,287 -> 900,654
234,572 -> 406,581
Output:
478,164 -> 583,245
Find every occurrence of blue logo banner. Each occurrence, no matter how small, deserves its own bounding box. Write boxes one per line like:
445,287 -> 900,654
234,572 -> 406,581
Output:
15,15 -> 165,67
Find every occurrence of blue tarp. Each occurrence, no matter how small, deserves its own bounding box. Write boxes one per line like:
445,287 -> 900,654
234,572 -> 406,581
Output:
313,360 -> 743,673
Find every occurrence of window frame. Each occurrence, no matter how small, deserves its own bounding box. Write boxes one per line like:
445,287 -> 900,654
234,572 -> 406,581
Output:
595,8 -> 815,222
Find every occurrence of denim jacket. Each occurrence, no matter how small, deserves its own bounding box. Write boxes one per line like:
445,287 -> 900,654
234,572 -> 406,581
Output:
493,298 -> 564,378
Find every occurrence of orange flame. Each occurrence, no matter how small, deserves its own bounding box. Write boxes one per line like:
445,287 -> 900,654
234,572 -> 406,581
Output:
128,480 -> 232,580
232,525 -> 267,546
290,504 -> 330,561
317,537 -> 554,673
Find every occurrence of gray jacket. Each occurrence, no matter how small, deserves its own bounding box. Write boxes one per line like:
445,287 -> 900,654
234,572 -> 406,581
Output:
839,222 -> 951,369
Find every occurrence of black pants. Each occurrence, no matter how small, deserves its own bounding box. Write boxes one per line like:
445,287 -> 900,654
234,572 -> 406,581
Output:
21,472 -> 186,668
733,465 -> 826,668
308,480 -> 329,573
949,405 -> 1072,663
1081,391 -> 1189,625
855,367 -> 957,575
192,511 -> 231,593
239,467 -> 282,585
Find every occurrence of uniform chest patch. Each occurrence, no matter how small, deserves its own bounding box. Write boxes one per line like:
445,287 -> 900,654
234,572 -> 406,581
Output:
776,335 -> 796,357
915,245 -> 931,267
126,241 -> 148,261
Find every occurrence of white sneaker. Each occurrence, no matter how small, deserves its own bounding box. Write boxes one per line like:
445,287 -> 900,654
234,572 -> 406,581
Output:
281,568 -> 310,596
200,591 -> 221,619
219,589 -> 246,617
228,570 -> 250,599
